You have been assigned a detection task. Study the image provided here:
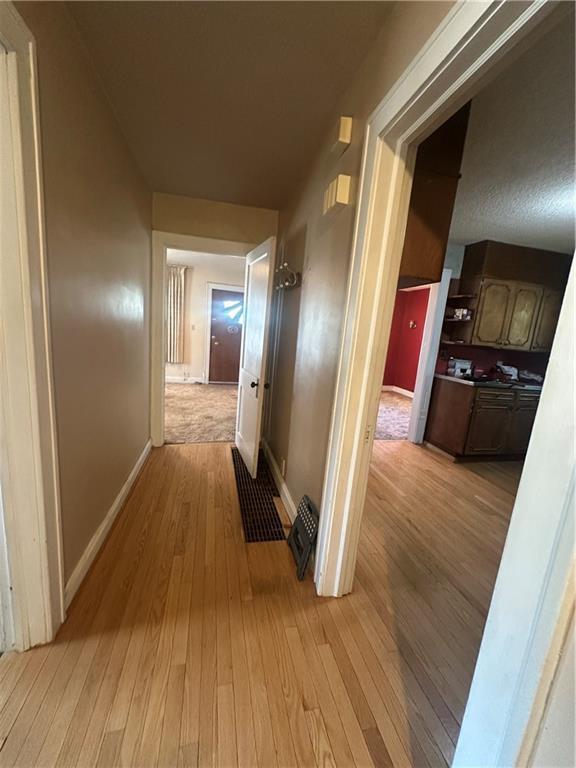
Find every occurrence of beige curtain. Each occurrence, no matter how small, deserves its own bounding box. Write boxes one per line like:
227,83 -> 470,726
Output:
165,265 -> 186,363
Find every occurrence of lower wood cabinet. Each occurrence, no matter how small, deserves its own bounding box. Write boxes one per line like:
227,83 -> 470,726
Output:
465,390 -> 514,455
425,379 -> 540,457
507,391 -> 540,454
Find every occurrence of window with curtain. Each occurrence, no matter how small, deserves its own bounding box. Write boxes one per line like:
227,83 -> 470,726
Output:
165,265 -> 186,363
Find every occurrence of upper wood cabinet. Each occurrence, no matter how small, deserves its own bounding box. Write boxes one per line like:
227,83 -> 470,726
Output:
505,283 -> 543,349
471,279 -> 542,350
460,241 -> 572,292
399,104 -> 470,287
458,241 -> 572,352
471,279 -> 513,346
532,289 -> 563,351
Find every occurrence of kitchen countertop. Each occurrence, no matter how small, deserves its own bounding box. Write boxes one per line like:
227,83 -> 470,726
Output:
435,374 -> 543,392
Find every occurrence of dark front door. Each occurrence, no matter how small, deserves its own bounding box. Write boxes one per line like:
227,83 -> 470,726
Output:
209,289 -> 244,383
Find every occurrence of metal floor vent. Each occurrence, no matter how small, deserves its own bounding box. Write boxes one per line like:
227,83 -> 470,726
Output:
231,448 -> 285,542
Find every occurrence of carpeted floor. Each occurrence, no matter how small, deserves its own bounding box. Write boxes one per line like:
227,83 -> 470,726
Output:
164,383 -> 237,443
374,390 -> 412,440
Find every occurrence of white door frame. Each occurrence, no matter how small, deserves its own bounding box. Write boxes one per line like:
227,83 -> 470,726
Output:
0,3 -> 65,650
151,230 -> 254,445
316,1 -> 574,764
407,268 -> 452,443
205,282 -> 244,384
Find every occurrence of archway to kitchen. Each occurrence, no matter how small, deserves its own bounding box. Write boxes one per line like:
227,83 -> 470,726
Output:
337,11 -> 574,765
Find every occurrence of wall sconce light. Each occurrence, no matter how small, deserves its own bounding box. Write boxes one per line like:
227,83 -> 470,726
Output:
275,262 -> 300,291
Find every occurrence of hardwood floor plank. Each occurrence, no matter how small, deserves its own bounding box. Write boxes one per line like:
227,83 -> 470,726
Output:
0,441 -> 516,768
317,643 -> 375,768
224,537 -> 258,768
198,469 -> 217,768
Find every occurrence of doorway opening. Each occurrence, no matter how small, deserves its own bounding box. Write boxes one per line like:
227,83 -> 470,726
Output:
360,13 -> 574,766
163,248 -> 246,444
318,4 -> 574,765
376,284 -> 431,440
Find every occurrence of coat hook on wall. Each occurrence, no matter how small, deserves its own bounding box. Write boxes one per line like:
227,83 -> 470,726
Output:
275,261 -> 300,291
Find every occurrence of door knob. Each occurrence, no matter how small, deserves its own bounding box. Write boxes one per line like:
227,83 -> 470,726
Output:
250,381 -> 258,388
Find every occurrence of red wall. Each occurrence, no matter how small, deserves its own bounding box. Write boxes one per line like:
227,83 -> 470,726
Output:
383,288 -> 430,392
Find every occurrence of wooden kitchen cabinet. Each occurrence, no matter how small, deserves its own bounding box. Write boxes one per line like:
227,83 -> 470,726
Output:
505,283 -> 543,349
532,288 -> 563,351
465,390 -> 514,455
507,390 -> 540,454
471,279 -> 542,350
425,378 -> 540,457
399,104 -> 470,287
471,279 -> 513,346
452,241 -> 572,351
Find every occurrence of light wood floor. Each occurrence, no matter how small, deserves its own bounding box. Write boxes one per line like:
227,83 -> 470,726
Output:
0,441 -> 519,767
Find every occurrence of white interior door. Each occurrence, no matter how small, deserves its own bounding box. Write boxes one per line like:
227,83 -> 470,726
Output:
235,237 -> 276,477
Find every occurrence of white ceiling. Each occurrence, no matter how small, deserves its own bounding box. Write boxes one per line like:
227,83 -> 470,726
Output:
68,1 -> 391,209
448,17 -> 575,255
167,249 -> 245,269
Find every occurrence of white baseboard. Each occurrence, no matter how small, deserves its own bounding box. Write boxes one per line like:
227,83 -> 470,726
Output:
381,385 -> 414,399
262,441 -> 297,522
165,376 -> 203,384
64,439 -> 152,608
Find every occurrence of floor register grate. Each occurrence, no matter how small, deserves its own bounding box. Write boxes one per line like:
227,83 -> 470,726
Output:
231,448 -> 285,542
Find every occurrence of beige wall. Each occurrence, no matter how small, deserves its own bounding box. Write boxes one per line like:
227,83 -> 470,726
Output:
267,1 -> 454,509
165,251 -> 246,383
17,2 -> 152,580
153,192 -> 278,245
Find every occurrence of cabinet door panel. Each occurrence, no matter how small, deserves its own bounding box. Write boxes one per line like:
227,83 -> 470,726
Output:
465,404 -> 511,455
508,407 -> 537,454
505,284 -> 542,349
532,289 -> 563,351
472,280 -> 512,346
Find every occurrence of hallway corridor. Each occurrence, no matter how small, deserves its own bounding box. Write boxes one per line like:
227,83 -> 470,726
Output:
0,443 -> 516,767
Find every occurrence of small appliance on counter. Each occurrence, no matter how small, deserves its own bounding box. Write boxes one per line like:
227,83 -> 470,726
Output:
447,357 -> 473,378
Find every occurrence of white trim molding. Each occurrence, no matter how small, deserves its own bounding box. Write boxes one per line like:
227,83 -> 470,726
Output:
151,231 -> 254,446
262,441 -> 297,522
407,268 -> 452,443
65,440 -> 152,608
0,2 -> 65,650
165,376 -> 203,384
315,1 -> 571,765
381,385 -> 414,399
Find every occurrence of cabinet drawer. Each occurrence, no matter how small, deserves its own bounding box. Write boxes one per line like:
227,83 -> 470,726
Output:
475,388 -> 515,404
516,391 -> 540,408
